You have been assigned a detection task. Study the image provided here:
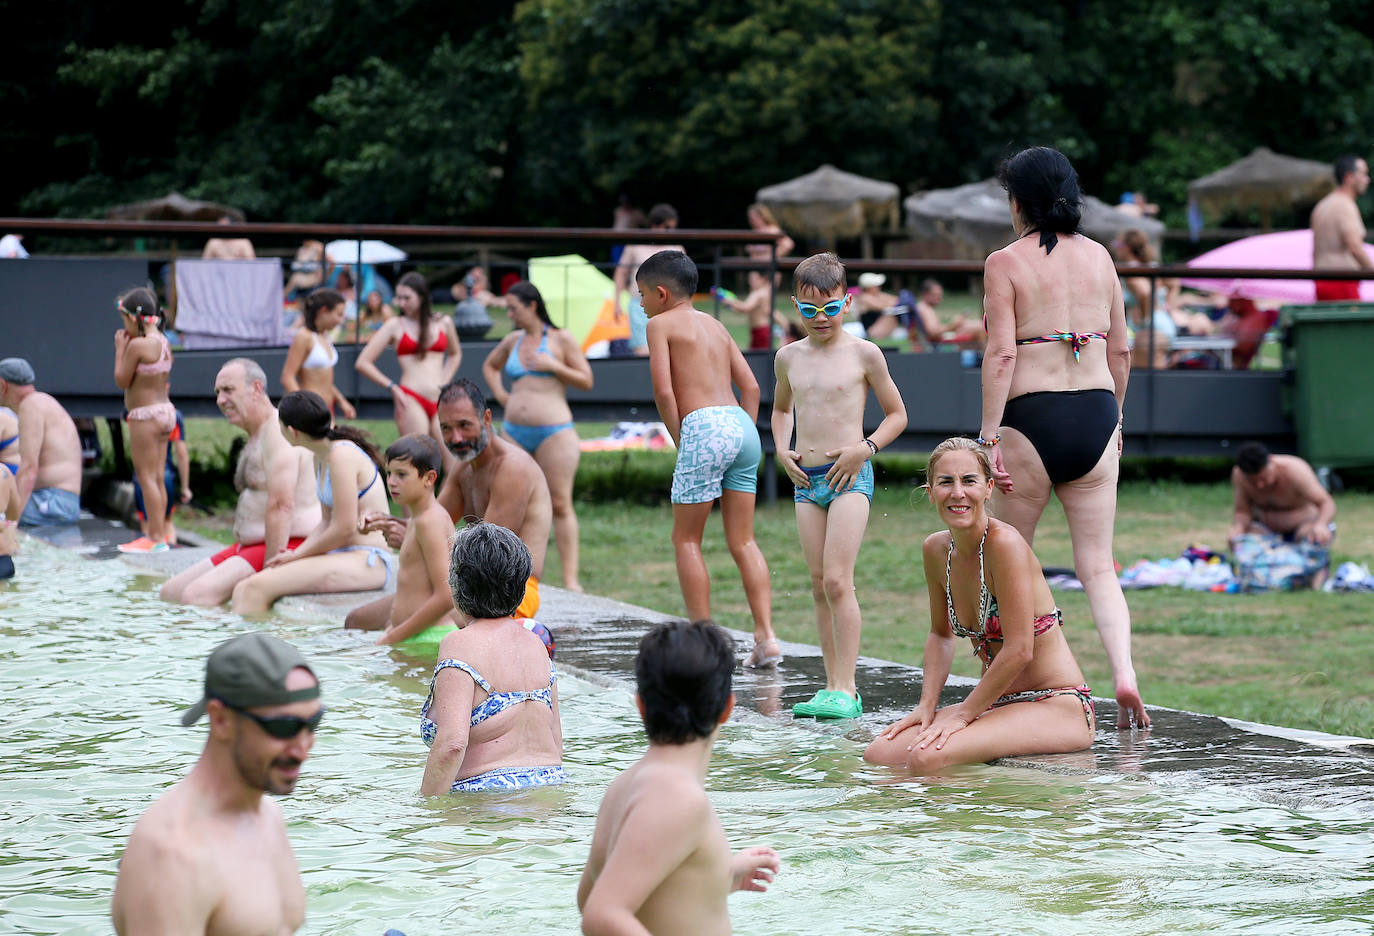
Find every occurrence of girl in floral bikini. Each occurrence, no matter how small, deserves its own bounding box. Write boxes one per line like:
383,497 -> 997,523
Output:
114,287 -> 175,553
864,437 -> 1095,774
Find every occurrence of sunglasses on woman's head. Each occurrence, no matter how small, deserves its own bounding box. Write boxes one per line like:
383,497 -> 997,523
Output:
224,702 -> 325,739
792,297 -> 846,319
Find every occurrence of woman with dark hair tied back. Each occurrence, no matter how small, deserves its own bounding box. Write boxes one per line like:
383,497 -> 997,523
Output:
979,145 -> 1149,728
229,390 -> 396,613
482,280 -> 594,592
281,288 -> 356,420
355,271 -> 461,445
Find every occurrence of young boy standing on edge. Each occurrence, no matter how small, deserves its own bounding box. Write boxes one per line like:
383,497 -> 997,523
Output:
579,620 -> 780,935
359,434 -> 455,646
772,253 -> 907,719
641,250 -> 783,668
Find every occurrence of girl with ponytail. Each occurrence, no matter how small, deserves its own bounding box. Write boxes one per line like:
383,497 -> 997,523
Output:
229,390 -> 396,613
979,146 -> 1150,729
113,286 -> 176,553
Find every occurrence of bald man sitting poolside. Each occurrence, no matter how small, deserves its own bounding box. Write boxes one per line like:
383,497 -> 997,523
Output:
160,359 -> 321,606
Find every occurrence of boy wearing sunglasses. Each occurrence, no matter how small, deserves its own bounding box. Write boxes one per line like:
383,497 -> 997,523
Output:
771,253 -> 907,719
640,250 -> 783,670
113,633 -> 322,936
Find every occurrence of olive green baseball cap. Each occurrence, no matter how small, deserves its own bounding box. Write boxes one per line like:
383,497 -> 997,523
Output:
181,633 -> 319,726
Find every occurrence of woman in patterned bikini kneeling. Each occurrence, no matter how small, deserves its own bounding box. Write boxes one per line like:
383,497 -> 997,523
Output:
864,437 -> 1095,775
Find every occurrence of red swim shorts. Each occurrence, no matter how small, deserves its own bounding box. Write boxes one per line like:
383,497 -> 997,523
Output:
1314,280 -> 1361,301
209,536 -> 308,573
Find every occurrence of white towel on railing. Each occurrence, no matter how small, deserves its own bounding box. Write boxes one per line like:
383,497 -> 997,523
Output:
174,259 -> 287,348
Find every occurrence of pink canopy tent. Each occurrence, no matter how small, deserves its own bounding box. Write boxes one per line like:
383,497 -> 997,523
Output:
1181,229 -> 1374,302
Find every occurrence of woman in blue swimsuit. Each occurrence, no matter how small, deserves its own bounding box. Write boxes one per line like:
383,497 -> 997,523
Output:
230,390 -> 396,613
979,146 -> 1149,729
0,405 -> 18,476
864,438 -> 1095,774
420,522 -> 565,795
482,281 -> 594,592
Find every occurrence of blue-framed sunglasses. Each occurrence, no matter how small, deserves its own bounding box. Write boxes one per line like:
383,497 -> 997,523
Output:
792,296 -> 846,319
224,702 -> 325,739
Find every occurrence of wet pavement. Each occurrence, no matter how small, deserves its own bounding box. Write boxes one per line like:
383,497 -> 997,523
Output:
26,519 -> 1374,812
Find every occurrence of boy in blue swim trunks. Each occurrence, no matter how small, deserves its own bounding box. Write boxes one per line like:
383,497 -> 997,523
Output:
771,253 -> 907,719
641,250 -> 783,668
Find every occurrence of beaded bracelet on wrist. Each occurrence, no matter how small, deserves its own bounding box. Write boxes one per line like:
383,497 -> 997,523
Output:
976,434 -> 1001,447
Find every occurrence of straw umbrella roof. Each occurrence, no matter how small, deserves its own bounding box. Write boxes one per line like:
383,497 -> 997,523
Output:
1187,147 -> 1334,216
755,164 -> 900,240
106,192 -> 246,222
904,178 -> 1163,259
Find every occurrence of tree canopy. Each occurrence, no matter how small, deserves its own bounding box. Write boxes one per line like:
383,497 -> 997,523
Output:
6,0 -> 1371,230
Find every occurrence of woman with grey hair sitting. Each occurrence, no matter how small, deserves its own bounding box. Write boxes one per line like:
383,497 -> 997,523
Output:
419,522 -> 565,794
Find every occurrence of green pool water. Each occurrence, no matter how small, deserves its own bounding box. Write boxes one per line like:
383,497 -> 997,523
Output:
3,539 -> 1373,935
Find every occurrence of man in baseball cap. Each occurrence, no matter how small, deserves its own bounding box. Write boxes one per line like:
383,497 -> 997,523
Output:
113,633 -> 322,935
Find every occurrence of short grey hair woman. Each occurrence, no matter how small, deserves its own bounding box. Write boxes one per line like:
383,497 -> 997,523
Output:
418,522 -> 565,794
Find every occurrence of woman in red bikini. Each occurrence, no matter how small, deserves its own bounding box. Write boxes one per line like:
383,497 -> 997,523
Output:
864,437 -> 1095,774
113,287 -> 176,553
356,271 -> 460,443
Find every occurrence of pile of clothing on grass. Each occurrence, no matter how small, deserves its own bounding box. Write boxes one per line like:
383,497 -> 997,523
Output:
1109,537 -> 1349,593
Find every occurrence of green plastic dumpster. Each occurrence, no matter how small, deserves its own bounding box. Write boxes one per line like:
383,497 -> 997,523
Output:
1281,303 -> 1374,468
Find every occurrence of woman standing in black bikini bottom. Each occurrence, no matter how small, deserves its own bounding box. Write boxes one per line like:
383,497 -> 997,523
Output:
864,439 -> 1094,774
978,145 -> 1149,729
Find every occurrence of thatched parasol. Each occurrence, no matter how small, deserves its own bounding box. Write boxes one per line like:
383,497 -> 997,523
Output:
755,165 -> 900,242
1187,147 -> 1334,221
106,192 -> 246,222
904,178 -> 1164,259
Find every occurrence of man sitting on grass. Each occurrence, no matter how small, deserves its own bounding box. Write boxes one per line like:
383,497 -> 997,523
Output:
1229,442 -> 1337,589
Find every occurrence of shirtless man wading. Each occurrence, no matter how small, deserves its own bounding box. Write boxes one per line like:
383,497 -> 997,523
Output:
0,357 -> 84,526
347,377 -> 552,629
1310,154 -> 1372,301
112,633 -> 322,935
161,359 -> 320,606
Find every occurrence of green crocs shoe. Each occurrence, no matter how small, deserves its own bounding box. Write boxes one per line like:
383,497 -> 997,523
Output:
792,689 -> 833,717
793,690 -> 863,719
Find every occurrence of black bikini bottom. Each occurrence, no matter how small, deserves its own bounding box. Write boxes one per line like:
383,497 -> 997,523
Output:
1002,389 -> 1118,485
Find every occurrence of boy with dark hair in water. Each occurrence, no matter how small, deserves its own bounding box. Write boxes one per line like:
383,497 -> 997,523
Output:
638,250 -> 783,669
579,620 -> 780,936
352,433 -> 456,645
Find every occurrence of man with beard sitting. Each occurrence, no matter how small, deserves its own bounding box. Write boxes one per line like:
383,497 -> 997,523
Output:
347,378 -> 553,629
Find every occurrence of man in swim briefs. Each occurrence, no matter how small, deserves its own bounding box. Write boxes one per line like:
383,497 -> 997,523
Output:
112,633 -> 322,935
0,357 -> 84,527
1310,154 -> 1371,301
353,377 -> 552,627
160,358 -> 320,606
1229,442 -> 1336,567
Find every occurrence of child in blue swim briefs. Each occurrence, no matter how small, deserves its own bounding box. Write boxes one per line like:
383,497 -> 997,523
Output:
640,250 -> 783,669
771,253 -> 907,719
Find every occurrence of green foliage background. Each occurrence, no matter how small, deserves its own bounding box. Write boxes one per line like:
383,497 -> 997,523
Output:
6,0 -> 1373,229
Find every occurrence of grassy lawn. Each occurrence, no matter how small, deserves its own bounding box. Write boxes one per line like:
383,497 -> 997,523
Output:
161,412 -> 1373,738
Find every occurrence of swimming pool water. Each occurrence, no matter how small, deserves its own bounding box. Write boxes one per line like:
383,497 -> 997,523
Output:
3,539 -> 1373,935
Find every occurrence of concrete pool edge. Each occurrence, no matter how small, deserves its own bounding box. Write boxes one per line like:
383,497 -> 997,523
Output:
109,540 -> 1374,772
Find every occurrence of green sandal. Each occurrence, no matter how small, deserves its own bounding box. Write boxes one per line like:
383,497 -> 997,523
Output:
792,689 -> 863,719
